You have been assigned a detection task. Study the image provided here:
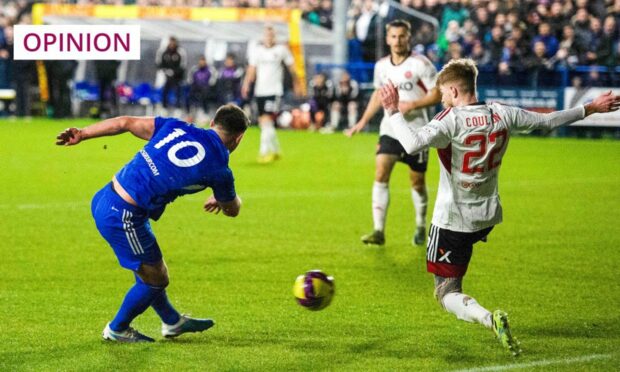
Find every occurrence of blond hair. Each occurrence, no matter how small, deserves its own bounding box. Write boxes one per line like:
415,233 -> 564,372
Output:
436,58 -> 479,94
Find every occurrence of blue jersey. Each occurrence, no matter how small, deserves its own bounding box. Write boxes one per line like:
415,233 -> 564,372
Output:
115,117 -> 236,219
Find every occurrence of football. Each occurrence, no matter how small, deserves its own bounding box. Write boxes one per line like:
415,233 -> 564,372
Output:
293,270 -> 335,310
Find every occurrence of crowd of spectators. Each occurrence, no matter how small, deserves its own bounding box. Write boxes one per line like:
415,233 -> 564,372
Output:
349,0 -> 620,87
30,0 -> 335,29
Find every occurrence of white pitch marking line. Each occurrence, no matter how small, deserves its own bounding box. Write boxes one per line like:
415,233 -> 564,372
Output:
452,353 -> 613,372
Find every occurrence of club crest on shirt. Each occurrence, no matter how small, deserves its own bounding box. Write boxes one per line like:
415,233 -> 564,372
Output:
405,71 -> 413,79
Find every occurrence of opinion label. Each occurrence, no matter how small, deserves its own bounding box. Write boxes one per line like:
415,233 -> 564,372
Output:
14,25 -> 140,60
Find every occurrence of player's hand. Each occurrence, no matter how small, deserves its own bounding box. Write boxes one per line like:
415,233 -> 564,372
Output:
55,127 -> 83,146
585,91 -> 620,116
380,81 -> 400,116
345,121 -> 366,137
203,196 -> 221,214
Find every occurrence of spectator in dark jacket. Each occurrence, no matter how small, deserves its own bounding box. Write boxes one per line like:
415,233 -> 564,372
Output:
532,22 -> 560,58
156,36 -> 187,110
186,55 -> 217,119
217,53 -> 244,106
525,41 -> 557,87
355,0 -> 379,62
485,26 -> 505,69
94,60 -> 120,117
45,59 -> 77,118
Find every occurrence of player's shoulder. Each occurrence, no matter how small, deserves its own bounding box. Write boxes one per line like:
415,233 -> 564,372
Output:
375,55 -> 391,67
432,107 -> 453,122
155,116 -> 190,128
153,116 -> 201,137
486,101 -> 518,117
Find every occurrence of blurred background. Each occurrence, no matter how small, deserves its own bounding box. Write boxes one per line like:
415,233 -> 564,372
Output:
0,0 -> 618,137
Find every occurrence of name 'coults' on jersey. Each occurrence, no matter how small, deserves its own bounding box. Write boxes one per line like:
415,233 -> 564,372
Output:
115,117 -> 236,218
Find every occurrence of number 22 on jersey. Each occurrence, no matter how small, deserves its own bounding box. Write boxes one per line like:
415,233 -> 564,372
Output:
461,129 -> 508,174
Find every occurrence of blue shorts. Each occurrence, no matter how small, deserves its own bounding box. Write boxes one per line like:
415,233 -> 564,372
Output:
91,183 -> 162,271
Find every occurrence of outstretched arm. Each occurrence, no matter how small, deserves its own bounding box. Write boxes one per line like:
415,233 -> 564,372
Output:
380,81 -> 450,154
398,86 -> 442,114
345,89 -> 382,137
55,116 -> 156,146
508,91 -> 620,132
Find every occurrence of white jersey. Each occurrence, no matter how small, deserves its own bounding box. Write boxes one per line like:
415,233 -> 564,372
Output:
247,43 -> 294,97
389,102 -> 586,232
373,53 -> 437,137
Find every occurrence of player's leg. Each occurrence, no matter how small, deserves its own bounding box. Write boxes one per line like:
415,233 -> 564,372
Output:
92,183 -> 161,342
106,259 -> 169,336
405,149 -> 429,246
428,224 -> 492,327
137,261 -> 215,338
328,101 -> 341,131
434,275 -> 492,328
361,153 -> 397,245
258,113 -> 277,162
409,169 -> 427,246
268,97 -> 281,156
347,101 -> 359,129
257,96 -> 280,162
428,225 -> 521,355
137,259 -> 180,326
162,78 -> 172,110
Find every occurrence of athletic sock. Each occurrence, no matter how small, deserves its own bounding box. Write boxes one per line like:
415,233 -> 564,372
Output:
259,125 -> 270,156
442,292 -> 493,328
347,109 -> 357,129
372,181 -> 389,232
151,290 -> 181,325
268,122 -> 280,154
330,108 -> 340,129
109,278 -> 164,332
411,187 -> 428,228
132,274 -> 181,325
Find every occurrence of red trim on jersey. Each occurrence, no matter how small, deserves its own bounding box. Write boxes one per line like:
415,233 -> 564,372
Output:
417,79 -> 428,94
437,144 -> 452,174
427,261 -> 469,277
433,109 -> 447,120
433,107 -> 452,121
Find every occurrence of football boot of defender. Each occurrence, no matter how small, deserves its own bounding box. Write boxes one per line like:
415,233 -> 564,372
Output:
492,310 -> 522,356
413,226 -> 426,246
361,230 -> 385,246
103,323 -> 154,343
162,315 -> 215,338
257,153 -> 276,164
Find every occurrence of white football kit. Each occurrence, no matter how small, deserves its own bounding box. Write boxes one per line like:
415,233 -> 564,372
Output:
373,53 -> 437,137
247,43 -> 294,98
389,103 -> 586,232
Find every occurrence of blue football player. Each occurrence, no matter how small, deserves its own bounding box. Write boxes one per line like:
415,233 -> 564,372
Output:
56,104 -> 249,342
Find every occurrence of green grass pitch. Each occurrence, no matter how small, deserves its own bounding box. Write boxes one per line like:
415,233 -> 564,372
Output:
1,118 -> 619,371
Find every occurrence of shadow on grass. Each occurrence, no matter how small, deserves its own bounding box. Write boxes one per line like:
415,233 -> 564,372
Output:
520,319 -> 614,339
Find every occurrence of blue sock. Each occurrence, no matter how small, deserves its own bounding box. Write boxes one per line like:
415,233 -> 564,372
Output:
151,290 -> 181,325
109,277 -> 164,332
133,274 -> 181,325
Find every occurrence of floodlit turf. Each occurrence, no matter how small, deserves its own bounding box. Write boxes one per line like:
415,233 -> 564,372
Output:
1,118 -> 619,371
